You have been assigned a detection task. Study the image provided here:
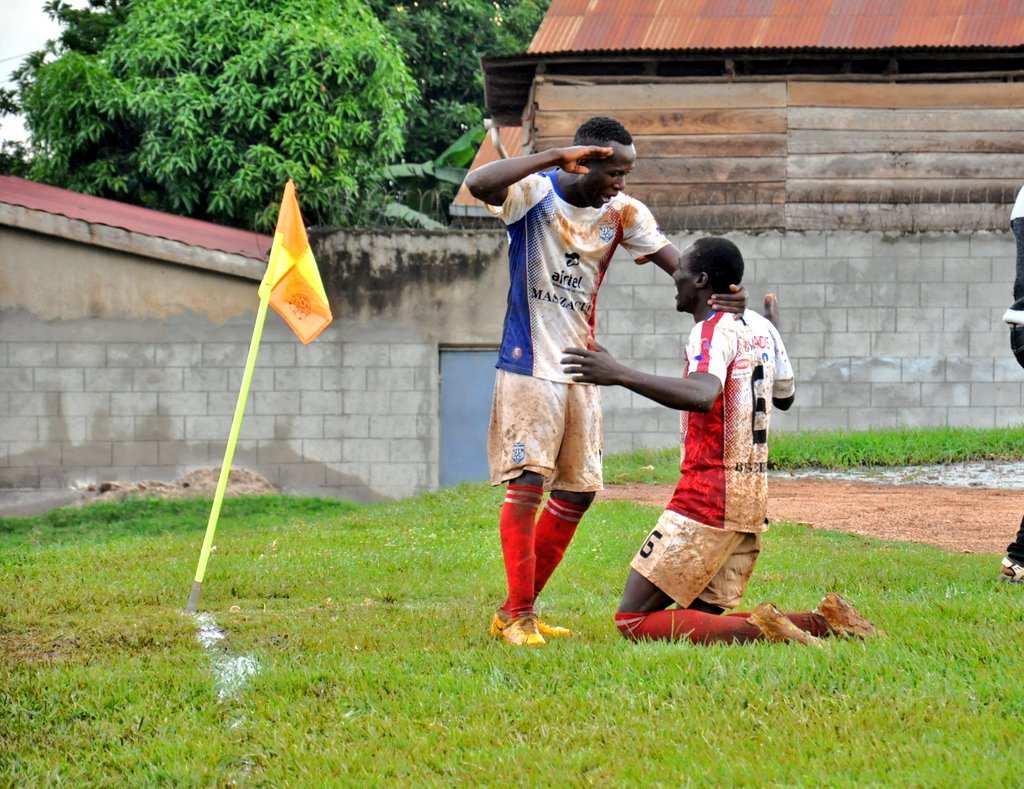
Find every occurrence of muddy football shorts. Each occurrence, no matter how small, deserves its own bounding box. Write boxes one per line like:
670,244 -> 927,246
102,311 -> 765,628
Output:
487,369 -> 602,492
630,509 -> 761,610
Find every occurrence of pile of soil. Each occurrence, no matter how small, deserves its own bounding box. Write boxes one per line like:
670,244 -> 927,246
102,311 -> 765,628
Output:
81,468 -> 276,503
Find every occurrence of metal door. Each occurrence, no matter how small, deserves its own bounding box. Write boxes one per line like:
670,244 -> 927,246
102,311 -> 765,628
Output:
439,349 -> 497,486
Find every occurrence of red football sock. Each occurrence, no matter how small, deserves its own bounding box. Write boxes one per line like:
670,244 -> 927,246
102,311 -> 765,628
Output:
726,610 -> 832,637
615,610 -> 763,644
533,497 -> 589,598
499,484 -> 543,619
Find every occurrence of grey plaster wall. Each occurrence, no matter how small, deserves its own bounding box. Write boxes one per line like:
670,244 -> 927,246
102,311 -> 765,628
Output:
0,224 -> 507,501
1,219 -> 1021,503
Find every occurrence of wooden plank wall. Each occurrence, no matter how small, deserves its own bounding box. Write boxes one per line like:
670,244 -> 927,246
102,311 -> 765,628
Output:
532,81 -> 787,230
787,81 -> 1024,231
530,78 -> 1024,231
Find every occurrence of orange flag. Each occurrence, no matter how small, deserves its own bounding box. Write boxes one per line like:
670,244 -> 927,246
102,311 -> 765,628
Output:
259,180 -> 333,344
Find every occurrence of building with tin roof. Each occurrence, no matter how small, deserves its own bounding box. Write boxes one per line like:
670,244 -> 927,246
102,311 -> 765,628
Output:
454,0 -> 1024,231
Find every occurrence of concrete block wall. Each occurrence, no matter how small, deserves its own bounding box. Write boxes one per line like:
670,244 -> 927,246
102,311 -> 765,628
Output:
0,313 -> 436,501
3,222 -> 1021,502
597,229 -> 1023,454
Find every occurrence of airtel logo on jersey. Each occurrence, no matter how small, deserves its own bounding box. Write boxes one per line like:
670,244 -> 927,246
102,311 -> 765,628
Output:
552,271 -> 584,289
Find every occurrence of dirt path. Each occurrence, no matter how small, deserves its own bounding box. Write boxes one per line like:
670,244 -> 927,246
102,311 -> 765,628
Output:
600,478 -> 1022,554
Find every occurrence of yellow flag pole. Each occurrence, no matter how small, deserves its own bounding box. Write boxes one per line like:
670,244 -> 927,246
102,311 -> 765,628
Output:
186,291 -> 270,613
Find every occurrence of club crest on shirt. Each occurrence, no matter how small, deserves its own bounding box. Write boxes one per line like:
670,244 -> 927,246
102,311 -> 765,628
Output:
511,442 -> 526,464
598,221 -> 616,243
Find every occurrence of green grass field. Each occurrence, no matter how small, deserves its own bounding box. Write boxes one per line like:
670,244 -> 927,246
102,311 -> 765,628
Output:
3,431 -> 1024,784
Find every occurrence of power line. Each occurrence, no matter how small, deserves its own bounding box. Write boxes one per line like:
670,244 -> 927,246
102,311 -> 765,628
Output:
0,51 -> 36,64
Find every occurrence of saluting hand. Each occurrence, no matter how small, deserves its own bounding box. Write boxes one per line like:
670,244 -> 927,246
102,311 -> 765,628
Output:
558,145 -> 613,175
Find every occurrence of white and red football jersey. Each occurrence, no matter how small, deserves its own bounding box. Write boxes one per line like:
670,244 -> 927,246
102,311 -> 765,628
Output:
488,171 -> 670,382
667,310 -> 795,532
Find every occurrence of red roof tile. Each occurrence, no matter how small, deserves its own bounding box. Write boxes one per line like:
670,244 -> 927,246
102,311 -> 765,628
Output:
528,0 -> 1024,53
0,176 -> 272,260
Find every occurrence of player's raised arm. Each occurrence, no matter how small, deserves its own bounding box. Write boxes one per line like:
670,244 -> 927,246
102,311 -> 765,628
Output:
465,145 -> 613,207
561,344 -> 722,413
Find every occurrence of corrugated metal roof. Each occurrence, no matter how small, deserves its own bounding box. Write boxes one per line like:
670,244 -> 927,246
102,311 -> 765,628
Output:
0,176 -> 272,260
528,0 -> 1024,53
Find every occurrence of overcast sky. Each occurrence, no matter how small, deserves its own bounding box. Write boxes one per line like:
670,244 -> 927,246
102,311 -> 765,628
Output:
0,0 -> 85,143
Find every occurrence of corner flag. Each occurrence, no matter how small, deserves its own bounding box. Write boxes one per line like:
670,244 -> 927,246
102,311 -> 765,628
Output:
186,180 -> 331,613
260,179 -> 333,344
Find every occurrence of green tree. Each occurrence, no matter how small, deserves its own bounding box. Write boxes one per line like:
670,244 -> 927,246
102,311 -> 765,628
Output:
2,1 -> 130,177
367,0 -> 549,165
382,123 -> 485,228
45,0 -> 132,55
13,0 -> 416,230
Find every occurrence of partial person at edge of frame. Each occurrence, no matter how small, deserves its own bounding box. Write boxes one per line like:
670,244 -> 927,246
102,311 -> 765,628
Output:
999,184 -> 1024,584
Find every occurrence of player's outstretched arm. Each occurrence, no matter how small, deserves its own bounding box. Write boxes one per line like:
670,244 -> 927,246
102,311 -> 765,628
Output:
646,244 -> 681,276
465,145 -> 613,207
562,344 -> 722,412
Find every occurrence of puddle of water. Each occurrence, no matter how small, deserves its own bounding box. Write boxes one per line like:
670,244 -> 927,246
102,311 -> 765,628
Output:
770,461 -> 1024,489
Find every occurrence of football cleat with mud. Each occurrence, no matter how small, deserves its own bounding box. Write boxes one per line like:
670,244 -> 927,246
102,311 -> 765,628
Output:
498,614 -> 546,647
491,608 -> 575,639
749,602 -> 821,646
815,593 -> 877,638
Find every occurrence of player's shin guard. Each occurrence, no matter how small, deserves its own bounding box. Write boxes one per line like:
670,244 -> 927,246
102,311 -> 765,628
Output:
615,610 -> 763,644
499,484 -> 543,619
532,497 -> 589,597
